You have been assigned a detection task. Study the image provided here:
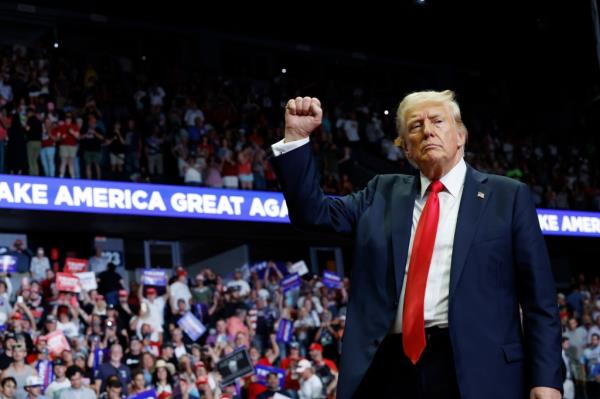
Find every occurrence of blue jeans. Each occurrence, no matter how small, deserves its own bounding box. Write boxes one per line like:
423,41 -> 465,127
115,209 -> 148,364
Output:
40,147 -> 56,177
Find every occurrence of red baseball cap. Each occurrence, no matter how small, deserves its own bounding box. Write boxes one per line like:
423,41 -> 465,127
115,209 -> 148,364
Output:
309,343 -> 323,353
176,267 -> 187,277
147,287 -> 157,295
118,290 -> 128,297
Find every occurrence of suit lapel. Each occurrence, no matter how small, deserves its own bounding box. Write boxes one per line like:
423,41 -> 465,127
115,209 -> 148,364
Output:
391,175 -> 419,301
449,165 -> 490,299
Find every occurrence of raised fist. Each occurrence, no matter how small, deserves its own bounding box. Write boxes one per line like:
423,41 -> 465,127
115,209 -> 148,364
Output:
284,96 -> 323,142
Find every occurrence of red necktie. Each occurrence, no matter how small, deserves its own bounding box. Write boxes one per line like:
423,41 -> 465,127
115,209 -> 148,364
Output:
402,180 -> 444,364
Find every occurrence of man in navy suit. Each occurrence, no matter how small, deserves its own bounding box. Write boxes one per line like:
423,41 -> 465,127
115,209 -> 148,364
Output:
269,91 -> 563,399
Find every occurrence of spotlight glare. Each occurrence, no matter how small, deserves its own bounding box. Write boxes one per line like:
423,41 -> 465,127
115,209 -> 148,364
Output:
53,42 -> 59,49
384,110 -> 389,116
281,68 -> 287,74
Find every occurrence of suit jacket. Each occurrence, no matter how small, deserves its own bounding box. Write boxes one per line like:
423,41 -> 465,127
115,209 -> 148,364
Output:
269,143 -> 563,399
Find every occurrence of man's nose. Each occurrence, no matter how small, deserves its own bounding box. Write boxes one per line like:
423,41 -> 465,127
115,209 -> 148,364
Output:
423,118 -> 435,137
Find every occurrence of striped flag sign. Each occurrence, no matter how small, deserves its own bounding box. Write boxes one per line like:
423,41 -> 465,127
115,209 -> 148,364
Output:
127,389 -> 157,399
0,255 -> 17,273
177,312 -> 207,341
276,318 -> 293,343
280,273 -> 301,293
322,271 -> 342,289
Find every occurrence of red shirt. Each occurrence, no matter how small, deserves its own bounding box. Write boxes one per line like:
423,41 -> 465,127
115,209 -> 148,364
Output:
222,160 -> 238,177
59,123 -> 79,146
42,127 -> 60,148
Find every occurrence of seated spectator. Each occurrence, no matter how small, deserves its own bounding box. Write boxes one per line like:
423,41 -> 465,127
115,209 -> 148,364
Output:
98,376 -> 123,399
59,366 -> 95,399
153,359 -> 175,399
22,376 -> 44,399
296,360 -> 323,399
0,376 -> 17,399
93,344 -> 131,396
44,359 -> 70,399
127,369 -> 147,396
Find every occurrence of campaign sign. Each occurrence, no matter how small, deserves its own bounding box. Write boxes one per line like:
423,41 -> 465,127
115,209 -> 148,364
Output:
64,257 -> 89,273
75,272 -> 97,291
0,255 -> 17,273
290,260 -> 309,276
216,347 -> 254,387
322,271 -> 342,289
276,319 -> 293,343
127,389 -> 157,399
254,364 -> 286,387
45,330 -> 71,356
142,269 -> 168,286
177,312 -> 207,341
56,273 -> 81,293
280,273 -> 301,293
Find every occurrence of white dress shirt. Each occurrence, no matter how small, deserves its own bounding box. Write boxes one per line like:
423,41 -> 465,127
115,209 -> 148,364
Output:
270,138 -> 467,332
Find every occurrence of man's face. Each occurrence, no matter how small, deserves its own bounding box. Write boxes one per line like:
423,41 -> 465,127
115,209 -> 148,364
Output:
130,340 -> 141,354
70,372 -> 82,389
13,347 -> 26,362
3,381 -> 16,398
110,345 -> 123,363
55,365 -> 66,378
568,319 -> 578,330
26,386 -> 41,397
173,329 -> 182,342
403,102 -> 465,177
309,349 -> 322,362
267,374 -> 279,390
108,385 -> 122,398
593,336 -> 599,347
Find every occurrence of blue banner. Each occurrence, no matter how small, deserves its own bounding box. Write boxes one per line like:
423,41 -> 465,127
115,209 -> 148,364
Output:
322,271 -> 342,289
276,319 -> 294,343
142,269 -> 168,286
537,208 -> 600,238
254,364 -> 286,387
127,389 -> 157,399
280,273 -> 301,293
0,175 -> 288,223
0,175 -> 599,237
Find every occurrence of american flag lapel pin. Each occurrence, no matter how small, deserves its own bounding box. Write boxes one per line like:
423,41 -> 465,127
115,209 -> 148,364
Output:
477,192 -> 485,199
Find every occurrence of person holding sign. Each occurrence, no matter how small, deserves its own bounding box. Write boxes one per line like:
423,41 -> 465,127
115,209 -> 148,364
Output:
269,93 -> 562,399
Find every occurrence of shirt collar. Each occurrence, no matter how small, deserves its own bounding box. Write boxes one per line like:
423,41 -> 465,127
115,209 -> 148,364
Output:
419,158 -> 467,199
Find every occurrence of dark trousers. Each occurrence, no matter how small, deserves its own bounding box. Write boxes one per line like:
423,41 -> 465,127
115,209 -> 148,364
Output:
353,326 -> 461,398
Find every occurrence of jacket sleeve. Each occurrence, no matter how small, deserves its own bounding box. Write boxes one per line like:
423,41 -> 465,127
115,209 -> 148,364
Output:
513,182 -> 563,392
268,141 -> 378,235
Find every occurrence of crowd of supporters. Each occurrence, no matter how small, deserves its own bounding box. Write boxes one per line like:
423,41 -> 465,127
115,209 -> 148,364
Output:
0,44 -> 598,210
0,238 -> 348,398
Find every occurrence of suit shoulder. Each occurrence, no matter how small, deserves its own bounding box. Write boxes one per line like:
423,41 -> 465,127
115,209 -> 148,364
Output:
375,173 -> 415,186
477,170 -> 525,191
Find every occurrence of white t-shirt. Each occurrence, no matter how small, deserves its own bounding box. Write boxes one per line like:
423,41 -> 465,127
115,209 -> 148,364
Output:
169,281 -> 192,310
144,296 -> 166,332
30,256 -> 50,281
45,378 -> 71,399
299,374 -> 324,399
226,279 -> 250,297
57,320 -> 79,338
184,166 -> 202,184
174,344 -> 188,359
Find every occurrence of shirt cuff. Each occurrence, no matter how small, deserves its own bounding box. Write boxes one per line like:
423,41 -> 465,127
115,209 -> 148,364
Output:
270,137 -> 310,156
